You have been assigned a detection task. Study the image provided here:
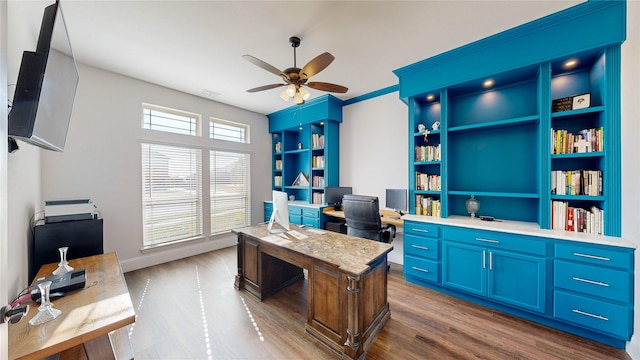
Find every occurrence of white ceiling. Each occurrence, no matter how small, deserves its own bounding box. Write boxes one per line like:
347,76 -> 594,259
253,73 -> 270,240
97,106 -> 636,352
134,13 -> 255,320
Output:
7,0 -> 582,116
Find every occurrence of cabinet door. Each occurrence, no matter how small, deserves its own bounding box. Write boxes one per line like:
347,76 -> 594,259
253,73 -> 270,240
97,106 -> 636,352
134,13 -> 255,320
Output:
488,250 -> 547,314
442,242 -> 485,296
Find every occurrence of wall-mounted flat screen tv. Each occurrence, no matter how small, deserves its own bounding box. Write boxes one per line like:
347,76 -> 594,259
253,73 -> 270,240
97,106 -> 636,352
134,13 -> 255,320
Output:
8,0 -> 79,152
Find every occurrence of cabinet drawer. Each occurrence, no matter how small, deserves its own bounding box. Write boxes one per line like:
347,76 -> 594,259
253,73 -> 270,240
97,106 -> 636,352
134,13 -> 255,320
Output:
405,255 -> 439,283
264,203 -> 274,222
288,206 -> 303,215
289,215 -> 302,225
302,208 -> 319,219
554,260 -> 631,303
442,227 -> 547,256
302,217 -> 319,228
404,221 -> 439,238
554,290 -> 632,340
405,234 -> 439,260
555,242 -> 632,270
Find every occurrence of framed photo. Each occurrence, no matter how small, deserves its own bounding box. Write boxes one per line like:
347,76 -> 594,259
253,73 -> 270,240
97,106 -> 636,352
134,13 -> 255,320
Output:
572,93 -> 591,110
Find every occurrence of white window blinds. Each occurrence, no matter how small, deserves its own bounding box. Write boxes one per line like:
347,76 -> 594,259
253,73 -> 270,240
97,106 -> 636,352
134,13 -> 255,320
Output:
210,118 -> 249,143
142,143 -> 203,248
210,151 -> 250,234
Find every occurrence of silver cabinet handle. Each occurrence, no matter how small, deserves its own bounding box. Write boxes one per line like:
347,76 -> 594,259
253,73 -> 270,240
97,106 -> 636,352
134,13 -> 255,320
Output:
489,251 -> 493,270
411,266 -> 429,273
412,228 -> 430,233
476,237 -> 499,244
572,277 -> 609,287
411,245 -> 430,250
573,252 -> 610,261
482,250 -> 486,269
572,309 -> 609,321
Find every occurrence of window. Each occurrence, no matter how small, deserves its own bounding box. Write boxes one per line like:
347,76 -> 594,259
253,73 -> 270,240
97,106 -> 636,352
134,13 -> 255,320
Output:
210,118 -> 249,143
141,143 -> 203,248
143,104 -> 200,136
210,151 -> 251,234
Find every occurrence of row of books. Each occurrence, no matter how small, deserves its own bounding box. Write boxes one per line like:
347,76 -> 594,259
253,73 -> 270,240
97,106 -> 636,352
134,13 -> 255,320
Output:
551,201 -> 604,234
551,169 -> 602,196
312,134 -> 325,148
312,176 -> 325,188
416,195 -> 441,217
274,141 -> 282,153
274,176 -> 282,186
416,172 -> 441,191
312,192 -> 324,205
551,127 -> 603,154
275,159 -> 282,170
415,144 -> 441,162
312,155 -> 324,168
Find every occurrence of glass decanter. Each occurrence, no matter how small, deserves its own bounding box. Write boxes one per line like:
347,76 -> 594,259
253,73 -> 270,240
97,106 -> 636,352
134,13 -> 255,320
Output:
53,246 -> 73,275
28,280 -> 62,325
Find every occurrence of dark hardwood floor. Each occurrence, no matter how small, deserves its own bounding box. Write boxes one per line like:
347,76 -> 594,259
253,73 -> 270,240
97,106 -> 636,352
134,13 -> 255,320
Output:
124,246 -> 631,360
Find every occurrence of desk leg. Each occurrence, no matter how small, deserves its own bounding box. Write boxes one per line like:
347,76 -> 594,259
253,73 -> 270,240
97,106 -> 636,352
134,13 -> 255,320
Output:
344,274 -> 363,360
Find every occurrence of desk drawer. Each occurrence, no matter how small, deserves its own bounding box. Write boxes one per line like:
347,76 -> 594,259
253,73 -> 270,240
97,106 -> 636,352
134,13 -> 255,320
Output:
405,255 -> 439,283
405,234 -> 439,260
555,242 -> 632,270
302,217 -> 319,228
442,227 -> 547,256
289,206 -> 303,215
404,221 -> 439,238
289,215 -> 302,225
554,290 -> 632,339
302,208 -> 319,219
554,260 -> 631,303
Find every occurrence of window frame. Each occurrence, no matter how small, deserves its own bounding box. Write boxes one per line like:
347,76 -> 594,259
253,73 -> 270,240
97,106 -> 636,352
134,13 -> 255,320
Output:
209,117 -> 250,144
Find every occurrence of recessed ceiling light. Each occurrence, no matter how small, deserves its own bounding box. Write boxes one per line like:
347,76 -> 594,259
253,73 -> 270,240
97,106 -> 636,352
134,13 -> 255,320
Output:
483,79 -> 494,88
563,59 -> 578,69
201,89 -> 220,98
426,94 -> 435,101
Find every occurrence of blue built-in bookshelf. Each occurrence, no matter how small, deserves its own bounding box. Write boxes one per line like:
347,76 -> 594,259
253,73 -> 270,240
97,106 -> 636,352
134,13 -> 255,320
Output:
395,0 -> 625,237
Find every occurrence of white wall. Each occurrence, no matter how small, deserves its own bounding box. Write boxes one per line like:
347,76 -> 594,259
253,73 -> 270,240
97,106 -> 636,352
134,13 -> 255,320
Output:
0,1 -> 8,358
340,92 -> 408,199
37,63 -> 272,272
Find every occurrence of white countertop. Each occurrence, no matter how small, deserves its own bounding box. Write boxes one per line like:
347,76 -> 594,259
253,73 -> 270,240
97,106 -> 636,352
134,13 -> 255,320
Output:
402,214 -> 636,249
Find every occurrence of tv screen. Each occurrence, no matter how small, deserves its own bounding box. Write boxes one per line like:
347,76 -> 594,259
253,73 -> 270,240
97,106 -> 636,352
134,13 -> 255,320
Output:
8,0 -> 79,152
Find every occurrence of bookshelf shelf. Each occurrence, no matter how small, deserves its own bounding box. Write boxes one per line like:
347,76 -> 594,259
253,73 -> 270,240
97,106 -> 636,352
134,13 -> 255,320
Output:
268,95 -> 342,210
551,105 -> 605,119
551,195 -> 605,201
448,114 -> 539,133
448,191 -> 540,199
551,152 -> 604,159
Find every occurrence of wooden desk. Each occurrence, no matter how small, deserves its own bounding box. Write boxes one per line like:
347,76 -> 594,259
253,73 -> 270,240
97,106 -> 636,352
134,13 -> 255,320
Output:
323,206 -> 404,228
9,253 -> 136,360
234,224 -> 393,360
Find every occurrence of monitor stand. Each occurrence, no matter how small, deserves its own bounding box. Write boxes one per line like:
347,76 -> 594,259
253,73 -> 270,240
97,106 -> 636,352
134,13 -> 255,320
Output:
267,212 -> 287,234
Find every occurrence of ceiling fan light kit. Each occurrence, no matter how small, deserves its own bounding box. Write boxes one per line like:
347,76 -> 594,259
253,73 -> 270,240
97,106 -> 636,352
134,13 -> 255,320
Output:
244,36 -> 348,105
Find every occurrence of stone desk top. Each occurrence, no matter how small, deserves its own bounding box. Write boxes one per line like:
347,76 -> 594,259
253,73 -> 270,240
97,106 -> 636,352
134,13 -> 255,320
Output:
233,224 -> 393,276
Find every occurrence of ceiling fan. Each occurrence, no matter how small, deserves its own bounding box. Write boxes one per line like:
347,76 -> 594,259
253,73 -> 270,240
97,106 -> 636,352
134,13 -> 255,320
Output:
243,36 -> 348,105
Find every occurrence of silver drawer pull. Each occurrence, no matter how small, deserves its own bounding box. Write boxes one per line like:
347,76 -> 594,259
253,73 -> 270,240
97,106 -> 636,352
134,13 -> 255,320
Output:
572,277 -> 609,287
411,245 -> 430,251
572,252 -> 610,261
476,237 -> 499,244
412,228 -> 430,233
572,309 -> 609,321
411,266 -> 429,273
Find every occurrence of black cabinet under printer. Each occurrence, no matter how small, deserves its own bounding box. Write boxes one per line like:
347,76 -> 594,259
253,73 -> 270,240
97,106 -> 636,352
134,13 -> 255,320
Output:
29,218 -> 103,282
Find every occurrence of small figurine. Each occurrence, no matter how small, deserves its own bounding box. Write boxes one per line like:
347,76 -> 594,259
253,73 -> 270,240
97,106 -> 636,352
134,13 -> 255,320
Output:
417,123 -> 426,132
432,121 -> 440,130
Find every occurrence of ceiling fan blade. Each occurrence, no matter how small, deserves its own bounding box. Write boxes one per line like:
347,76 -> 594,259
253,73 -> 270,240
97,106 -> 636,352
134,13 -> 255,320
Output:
246,83 -> 285,93
300,52 -> 335,80
242,55 -> 283,77
307,82 -> 348,93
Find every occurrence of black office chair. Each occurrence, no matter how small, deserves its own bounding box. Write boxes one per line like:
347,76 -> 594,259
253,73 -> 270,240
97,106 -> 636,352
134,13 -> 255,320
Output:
342,194 -> 395,243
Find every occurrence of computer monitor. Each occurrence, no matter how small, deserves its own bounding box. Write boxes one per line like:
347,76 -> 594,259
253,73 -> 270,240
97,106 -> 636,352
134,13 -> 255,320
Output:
268,190 -> 290,233
386,188 -> 408,216
325,186 -> 352,211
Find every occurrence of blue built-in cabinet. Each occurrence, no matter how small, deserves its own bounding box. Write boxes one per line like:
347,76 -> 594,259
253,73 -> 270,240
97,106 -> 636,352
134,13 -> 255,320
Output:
265,94 -> 342,228
395,0 -> 633,349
